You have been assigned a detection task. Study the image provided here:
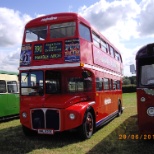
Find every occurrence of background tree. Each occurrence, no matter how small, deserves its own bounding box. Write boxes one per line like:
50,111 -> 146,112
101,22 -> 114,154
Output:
123,77 -> 131,85
123,76 -> 136,85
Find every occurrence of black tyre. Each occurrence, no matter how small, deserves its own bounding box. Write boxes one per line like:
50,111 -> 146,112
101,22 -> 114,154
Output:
79,111 -> 94,140
117,101 -> 122,117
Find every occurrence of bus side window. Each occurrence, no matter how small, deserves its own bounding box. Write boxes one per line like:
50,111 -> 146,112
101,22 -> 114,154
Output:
96,78 -> 103,91
109,46 -> 115,58
103,78 -> 109,90
110,79 -> 113,90
115,51 -> 120,61
106,44 -> 110,54
92,32 -> 100,48
79,23 -> 91,42
0,80 -> 6,93
117,80 -> 121,89
100,39 -> 107,53
112,80 -> 120,90
113,80 -> 117,90
7,81 -> 18,93
68,77 -> 84,92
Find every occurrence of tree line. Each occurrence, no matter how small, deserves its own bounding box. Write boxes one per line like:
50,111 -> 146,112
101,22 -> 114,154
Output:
123,76 -> 136,85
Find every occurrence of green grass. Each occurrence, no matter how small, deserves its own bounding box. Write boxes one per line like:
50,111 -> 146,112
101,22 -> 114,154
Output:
0,93 -> 154,154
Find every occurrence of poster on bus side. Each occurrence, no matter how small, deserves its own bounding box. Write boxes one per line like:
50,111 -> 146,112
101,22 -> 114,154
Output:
20,44 -> 32,66
64,39 -> 80,62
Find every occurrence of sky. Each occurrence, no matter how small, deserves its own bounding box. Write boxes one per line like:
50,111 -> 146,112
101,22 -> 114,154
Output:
0,0 -> 154,76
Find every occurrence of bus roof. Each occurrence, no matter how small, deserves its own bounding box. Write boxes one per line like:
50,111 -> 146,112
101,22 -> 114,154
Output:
0,70 -> 18,75
25,12 -> 120,55
136,43 -> 154,60
26,12 -> 90,27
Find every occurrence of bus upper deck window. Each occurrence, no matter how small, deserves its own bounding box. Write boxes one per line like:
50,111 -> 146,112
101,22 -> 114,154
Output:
92,33 -> 100,48
79,23 -> 91,42
50,22 -> 76,38
25,26 -> 47,42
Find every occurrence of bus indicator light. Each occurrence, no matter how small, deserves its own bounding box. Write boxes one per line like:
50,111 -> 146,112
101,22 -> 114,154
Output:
80,63 -> 84,67
140,97 -> 146,102
22,112 -> 27,118
69,113 -> 75,120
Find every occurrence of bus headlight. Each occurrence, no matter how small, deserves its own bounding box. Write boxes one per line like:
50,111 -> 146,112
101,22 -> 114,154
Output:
147,107 -> 154,116
69,113 -> 75,120
22,112 -> 27,118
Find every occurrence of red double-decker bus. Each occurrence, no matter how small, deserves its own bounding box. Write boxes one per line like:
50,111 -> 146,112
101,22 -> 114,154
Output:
19,12 -> 123,139
136,43 -> 154,134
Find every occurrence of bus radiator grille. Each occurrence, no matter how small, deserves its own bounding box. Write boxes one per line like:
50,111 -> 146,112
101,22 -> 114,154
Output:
31,109 -> 60,130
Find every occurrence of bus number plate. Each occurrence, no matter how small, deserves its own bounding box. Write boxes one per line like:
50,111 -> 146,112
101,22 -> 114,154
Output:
38,129 -> 54,135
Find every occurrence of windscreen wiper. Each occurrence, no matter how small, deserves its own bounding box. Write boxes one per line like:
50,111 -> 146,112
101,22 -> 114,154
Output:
24,69 -> 31,81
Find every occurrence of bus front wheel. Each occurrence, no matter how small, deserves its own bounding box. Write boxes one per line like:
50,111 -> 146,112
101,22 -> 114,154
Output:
78,111 -> 94,140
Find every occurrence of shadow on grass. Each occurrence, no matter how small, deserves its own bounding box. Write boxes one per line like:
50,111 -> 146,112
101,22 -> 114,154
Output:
0,124 -> 82,154
87,115 -> 154,154
1,115 -> 154,154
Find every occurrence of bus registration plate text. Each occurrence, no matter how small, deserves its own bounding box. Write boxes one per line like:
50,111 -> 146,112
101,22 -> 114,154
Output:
38,129 -> 54,135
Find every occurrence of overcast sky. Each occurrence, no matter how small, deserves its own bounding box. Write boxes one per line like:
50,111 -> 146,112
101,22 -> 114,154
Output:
0,0 -> 154,76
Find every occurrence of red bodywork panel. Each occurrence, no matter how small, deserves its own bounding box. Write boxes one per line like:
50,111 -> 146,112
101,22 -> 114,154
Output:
20,93 -> 90,109
137,88 -> 154,133
20,93 -> 94,131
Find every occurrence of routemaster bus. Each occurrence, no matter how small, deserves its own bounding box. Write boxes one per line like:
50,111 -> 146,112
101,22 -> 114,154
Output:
136,43 -> 154,134
0,70 -> 19,119
19,12 -> 123,139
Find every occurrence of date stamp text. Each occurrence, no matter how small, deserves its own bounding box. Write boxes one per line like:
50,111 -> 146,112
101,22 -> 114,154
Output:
119,134 -> 154,140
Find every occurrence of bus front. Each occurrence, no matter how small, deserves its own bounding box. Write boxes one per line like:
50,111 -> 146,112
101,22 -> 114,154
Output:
136,43 -> 154,134
19,13 -> 95,139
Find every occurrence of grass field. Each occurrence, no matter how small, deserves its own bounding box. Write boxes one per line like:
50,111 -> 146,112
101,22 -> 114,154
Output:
0,93 -> 154,154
